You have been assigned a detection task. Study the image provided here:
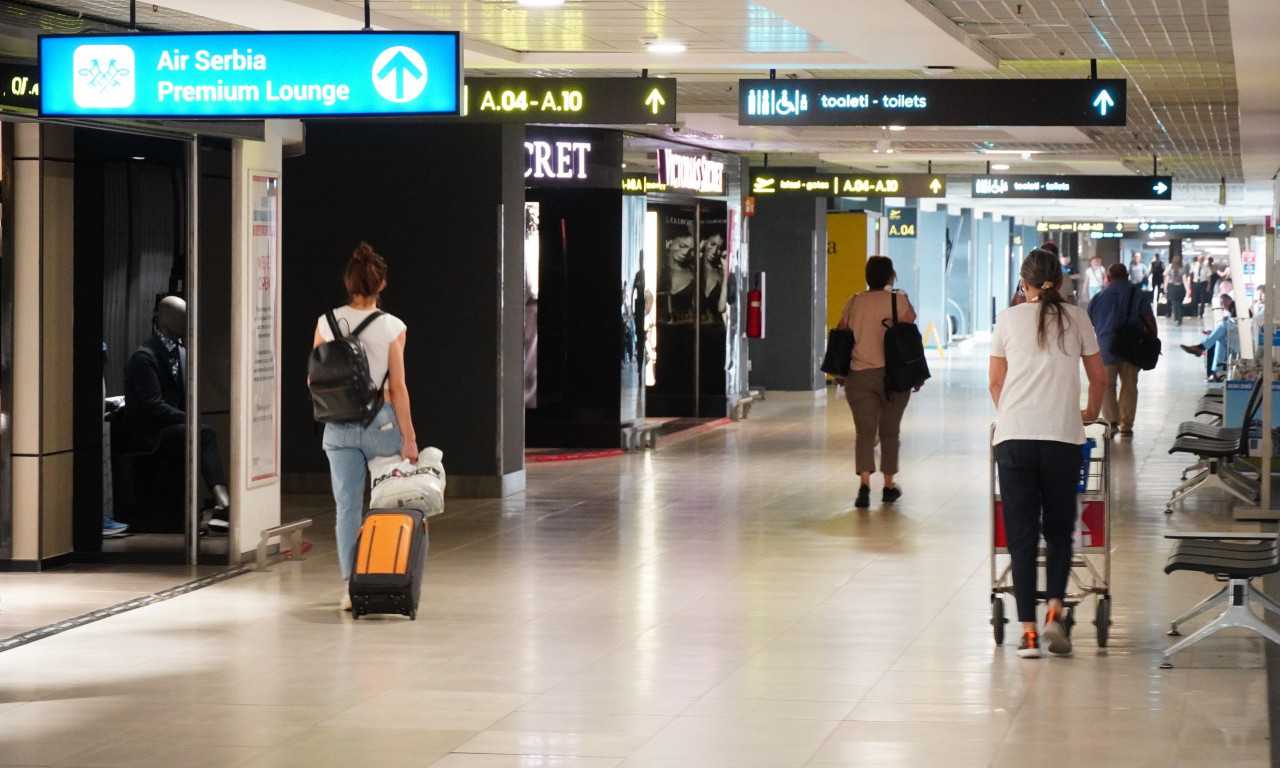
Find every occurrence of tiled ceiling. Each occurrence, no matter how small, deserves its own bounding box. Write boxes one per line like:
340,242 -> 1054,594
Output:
1,0 -> 1266,210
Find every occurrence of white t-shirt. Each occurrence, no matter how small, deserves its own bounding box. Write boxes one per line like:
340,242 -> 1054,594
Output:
990,301 -> 1099,446
316,306 -> 407,392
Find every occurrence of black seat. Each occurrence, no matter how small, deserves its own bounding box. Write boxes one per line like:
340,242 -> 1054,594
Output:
1166,378 -> 1263,510
1161,533 -> 1280,667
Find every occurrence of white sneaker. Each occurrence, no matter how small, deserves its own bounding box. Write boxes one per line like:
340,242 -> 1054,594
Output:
340,582 -> 352,612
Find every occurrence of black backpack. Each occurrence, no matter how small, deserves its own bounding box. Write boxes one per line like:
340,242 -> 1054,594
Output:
882,291 -> 931,394
308,310 -> 387,425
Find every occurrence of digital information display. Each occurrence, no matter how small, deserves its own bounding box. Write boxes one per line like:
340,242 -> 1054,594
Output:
0,63 -> 39,111
739,78 -> 1126,127
466,77 -> 676,124
39,32 -> 461,118
750,171 -> 945,198
972,175 -> 1172,200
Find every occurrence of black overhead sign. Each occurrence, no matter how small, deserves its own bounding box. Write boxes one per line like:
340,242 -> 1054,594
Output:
0,62 -> 39,112
465,77 -> 676,124
972,175 -> 1172,200
738,78 -> 1126,127
750,171 -> 945,198
1137,221 -> 1230,233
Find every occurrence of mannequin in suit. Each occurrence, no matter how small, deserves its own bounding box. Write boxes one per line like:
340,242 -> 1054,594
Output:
120,296 -> 230,530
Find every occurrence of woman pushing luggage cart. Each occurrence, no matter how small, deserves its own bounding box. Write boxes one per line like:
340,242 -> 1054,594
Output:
989,421 -> 1113,648
988,247 -> 1109,658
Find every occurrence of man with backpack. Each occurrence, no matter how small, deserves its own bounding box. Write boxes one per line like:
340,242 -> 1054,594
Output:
1087,263 -> 1158,437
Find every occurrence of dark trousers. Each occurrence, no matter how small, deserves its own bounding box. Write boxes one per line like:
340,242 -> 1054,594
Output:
1168,285 -> 1186,325
157,422 -> 229,492
995,440 -> 1080,622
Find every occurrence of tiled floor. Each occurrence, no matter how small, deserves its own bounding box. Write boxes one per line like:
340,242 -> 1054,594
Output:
0,318 -> 1273,767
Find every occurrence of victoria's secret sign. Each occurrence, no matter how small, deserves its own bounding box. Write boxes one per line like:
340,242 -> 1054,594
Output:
523,127 -> 622,189
656,149 -> 725,194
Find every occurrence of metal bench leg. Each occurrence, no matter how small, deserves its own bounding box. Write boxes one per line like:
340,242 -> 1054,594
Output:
1162,579 -> 1280,667
1168,584 -> 1227,635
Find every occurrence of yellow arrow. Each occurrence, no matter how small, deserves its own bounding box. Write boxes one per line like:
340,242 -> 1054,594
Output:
929,177 -> 943,194
645,88 -> 666,114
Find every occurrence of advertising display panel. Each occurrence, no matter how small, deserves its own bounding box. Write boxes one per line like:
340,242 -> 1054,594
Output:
40,32 -> 461,118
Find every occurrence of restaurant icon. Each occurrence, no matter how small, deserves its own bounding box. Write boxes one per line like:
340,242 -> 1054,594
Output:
73,44 -> 135,108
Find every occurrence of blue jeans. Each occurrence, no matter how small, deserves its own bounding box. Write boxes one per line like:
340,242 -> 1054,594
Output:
1201,319 -> 1238,370
323,402 -> 403,580
994,440 -> 1081,623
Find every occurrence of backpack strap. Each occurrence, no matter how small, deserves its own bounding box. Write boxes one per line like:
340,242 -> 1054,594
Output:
325,309 -> 343,338
882,290 -> 900,330
350,310 -> 385,338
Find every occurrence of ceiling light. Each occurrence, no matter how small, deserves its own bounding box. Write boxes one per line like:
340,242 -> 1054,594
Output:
517,0 -> 565,7
1146,241 -> 1170,247
980,149 -> 1042,155
888,125 -> 906,132
646,41 -> 686,54
991,163 -> 1010,170
923,66 -> 955,76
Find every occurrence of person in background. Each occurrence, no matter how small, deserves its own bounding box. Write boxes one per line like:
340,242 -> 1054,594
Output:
1165,256 -> 1191,326
990,248 -> 1105,659
1150,254 -> 1165,305
119,296 -> 230,533
1081,256 -> 1106,306
1088,263 -> 1158,437
833,256 -> 916,509
1128,252 -> 1149,298
1180,294 -> 1239,381
314,242 -> 417,612
1187,258 -> 1208,317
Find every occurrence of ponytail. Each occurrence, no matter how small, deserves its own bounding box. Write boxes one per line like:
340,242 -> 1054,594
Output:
1021,248 -> 1071,352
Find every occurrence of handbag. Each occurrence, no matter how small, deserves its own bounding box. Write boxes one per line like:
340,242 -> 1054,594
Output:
882,291 -> 931,393
367,447 -> 447,516
1110,287 -> 1161,371
820,327 -> 855,377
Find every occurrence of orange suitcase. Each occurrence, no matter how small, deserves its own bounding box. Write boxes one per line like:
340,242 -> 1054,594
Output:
349,508 -> 428,619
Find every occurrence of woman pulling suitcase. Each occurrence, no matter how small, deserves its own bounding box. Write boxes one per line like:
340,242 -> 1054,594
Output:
313,242 -> 418,611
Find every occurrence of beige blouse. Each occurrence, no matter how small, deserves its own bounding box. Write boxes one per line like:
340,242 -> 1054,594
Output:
839,289 -> 917,371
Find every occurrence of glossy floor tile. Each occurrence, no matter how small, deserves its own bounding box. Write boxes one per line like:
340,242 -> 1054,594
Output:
0,318 -> 1272,767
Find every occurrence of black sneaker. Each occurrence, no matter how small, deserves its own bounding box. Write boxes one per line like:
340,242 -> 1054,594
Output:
855,484 -> 871,508
1042,607 -> 1072,655
1180,343 -> 1205,357
1017,631 -> 1041,659
882,486 -> 902,503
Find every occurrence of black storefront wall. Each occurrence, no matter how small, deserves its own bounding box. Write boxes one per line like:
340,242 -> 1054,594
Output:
524,187 -> 628,448
282,122 -> 525,493
746,194 -> 827,392
523,127 -> 636,448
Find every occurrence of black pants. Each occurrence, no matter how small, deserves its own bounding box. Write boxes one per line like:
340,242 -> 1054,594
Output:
157,422 -> 228,492
995,440 -> 1080,622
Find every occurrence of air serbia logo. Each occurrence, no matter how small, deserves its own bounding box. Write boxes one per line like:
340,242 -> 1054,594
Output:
73,45 -> 135,108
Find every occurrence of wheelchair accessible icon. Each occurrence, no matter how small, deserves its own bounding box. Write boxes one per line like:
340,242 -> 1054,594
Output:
372,46 -> 428,103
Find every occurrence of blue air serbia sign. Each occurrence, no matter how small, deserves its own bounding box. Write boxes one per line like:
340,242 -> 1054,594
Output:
39,32 -> 461,118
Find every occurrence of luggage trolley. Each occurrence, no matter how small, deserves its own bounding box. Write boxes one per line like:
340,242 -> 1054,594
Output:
989,421 -> 1113,647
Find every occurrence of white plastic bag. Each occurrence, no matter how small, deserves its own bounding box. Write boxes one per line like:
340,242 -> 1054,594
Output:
368,447 -> 446,515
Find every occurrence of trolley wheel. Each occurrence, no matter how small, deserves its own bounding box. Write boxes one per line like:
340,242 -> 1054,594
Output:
1095,596 -> 1111,647
991,594 -> 1007,646
1164,507 -> 1174,515
1063,606 -> 1076,638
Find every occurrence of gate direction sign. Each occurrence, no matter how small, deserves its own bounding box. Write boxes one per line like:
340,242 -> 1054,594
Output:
738,78 -> 1126,127
465,77 -> 676,124
886,207 -> 917,237
0,62 -> 39,112
972,174 -> 1172,200
39,32 -> 461,118
750,171 -> 945,198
